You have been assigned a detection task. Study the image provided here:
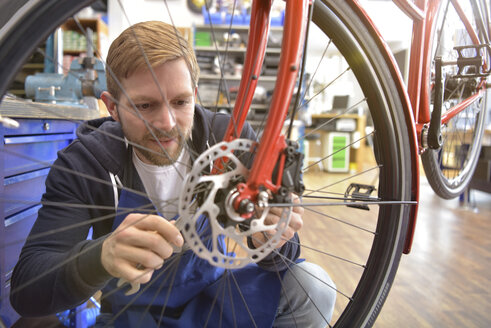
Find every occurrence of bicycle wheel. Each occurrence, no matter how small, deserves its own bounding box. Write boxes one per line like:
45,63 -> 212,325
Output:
421,0 -> 489,199
0,0 -> 415,327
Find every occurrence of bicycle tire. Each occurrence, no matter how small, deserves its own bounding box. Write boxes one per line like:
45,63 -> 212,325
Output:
311,1 -> 413,326
0,0 -> 415,327
421,0 -> 489,199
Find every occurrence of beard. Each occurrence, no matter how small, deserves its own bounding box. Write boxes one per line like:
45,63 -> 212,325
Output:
130,126 -> 191,166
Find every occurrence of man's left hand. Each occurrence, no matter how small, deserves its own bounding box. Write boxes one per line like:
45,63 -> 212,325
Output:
251,193 -> 303,249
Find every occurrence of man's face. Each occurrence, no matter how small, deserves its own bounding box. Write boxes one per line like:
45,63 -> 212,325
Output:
108,58 -> 195,166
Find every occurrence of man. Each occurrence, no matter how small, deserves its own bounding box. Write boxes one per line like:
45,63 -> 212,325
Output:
11,21 -> 335,327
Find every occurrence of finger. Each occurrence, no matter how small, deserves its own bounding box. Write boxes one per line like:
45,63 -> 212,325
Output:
288,212 -> 303,232
264,211 -> 280,226
112,225 -> 175,260
125,214 -> 184,247
268,206 -> 284,217
291,194 -> 304,215
281,226 -> 295,241
118,261 -> 154,284
117,243 -> 166,270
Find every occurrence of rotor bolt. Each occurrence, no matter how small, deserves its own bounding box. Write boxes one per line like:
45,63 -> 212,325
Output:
257,190 -> 269,208
238,199 -> 255,214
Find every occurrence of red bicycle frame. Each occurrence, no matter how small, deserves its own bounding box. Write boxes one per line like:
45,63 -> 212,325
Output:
408,0 -> 487,138
221,0 -> 309,210
220,0 -> 488,252
397,0 -> 488,250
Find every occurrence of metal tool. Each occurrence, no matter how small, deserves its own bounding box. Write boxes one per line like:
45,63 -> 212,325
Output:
117,217 -> 188,296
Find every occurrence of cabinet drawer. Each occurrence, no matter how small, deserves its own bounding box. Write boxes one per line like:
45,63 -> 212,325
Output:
2,168 -> 49,218
3,205 -> 40,274
2,119 -> 77,136
1,119 -> 77,177
3,134 -> 73,177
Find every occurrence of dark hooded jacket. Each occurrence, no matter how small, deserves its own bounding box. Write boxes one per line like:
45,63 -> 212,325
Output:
10,105 -> 300,317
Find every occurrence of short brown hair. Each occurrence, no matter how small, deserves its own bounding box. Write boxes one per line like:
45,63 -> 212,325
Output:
105,21 -> 199,100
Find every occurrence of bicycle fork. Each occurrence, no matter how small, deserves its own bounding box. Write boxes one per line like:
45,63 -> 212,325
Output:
217,0 -> 310,216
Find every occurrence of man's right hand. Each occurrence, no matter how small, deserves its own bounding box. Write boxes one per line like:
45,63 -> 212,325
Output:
101,213 -> 184,284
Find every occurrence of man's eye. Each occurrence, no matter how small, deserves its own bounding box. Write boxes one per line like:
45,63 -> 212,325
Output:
173,99 -> 190,107
136,103 -> 151,110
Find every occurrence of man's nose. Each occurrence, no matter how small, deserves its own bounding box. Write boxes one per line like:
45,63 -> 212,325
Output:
153,104 -> 176,131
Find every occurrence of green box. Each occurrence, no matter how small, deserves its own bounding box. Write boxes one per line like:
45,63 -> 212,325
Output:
326,132 -> 350,172
195,31 -> 212,47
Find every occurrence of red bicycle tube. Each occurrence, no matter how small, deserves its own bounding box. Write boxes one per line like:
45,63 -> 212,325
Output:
222,0 -> 272,142
418,0 -> 437,126
234,0 -> 309,210
407,0 -> 427,122
232,136 -> 287,210
212,0 -> 272,175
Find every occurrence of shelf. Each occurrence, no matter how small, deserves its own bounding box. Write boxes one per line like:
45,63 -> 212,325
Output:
195,46 -> 281,54
199,73 -> 277,82
194,24 -> 283,121
22,63 -> 45,70
61,18 -> 108,56
194,25 -> 283,32
199,103 -> 270,110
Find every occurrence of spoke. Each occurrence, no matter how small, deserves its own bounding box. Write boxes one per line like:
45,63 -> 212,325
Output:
302,66 -> 351,108
2,95 -> 194,169
302,194 -> 379,202
71,14 -> 200,173
0,147 -> 157,201
248,233 -> 339,327
0,0 -> 434,325
5,209 -> 177,304
211,1 -> 237,107
272,251 -> 333,328
195,0 -> 241,144
269,200 -> 416,207
225,272 -> 239,328
286,236 -> 367,267
303,206 -> 375,234
156,253 -> 184,327
301,39 -> 333,108
297,97 -> 367,143
287,1 -> 314,140
269,248 -> 300,328
435,0 -> 452,57
270,246 -> 351,301
107,254 -> 182,326
302,130 -> 374,172
303,188 -> 350,197
203,273 -> 228,328
303,165 -> 381,197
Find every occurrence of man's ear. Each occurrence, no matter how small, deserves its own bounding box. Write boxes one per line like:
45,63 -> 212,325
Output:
101,91 -> 119,122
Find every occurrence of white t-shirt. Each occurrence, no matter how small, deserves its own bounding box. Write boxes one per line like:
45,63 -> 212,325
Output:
132,148 -> 190,219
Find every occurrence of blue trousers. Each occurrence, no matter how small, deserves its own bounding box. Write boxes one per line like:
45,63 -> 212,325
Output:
95,261 -> 336,328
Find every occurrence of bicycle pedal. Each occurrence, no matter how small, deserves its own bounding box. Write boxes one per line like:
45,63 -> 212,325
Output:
344,183 -> 376,210
446,44 -> 491,78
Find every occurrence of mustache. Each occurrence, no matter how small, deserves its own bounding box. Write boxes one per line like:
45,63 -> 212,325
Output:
144,127 -> 181,141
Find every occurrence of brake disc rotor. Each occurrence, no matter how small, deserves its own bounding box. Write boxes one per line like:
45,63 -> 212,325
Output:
178,139 -> 291,269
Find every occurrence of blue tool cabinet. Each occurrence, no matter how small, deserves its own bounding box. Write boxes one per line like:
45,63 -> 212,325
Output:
0,118 -> 78,327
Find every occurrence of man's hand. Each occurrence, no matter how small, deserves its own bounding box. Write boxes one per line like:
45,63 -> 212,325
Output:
101,214 -> 184,284
251,194 -> 304,249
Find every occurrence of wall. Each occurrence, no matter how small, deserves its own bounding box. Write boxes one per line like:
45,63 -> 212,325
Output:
105,0 -> 415,115
107,0 -> 203,43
